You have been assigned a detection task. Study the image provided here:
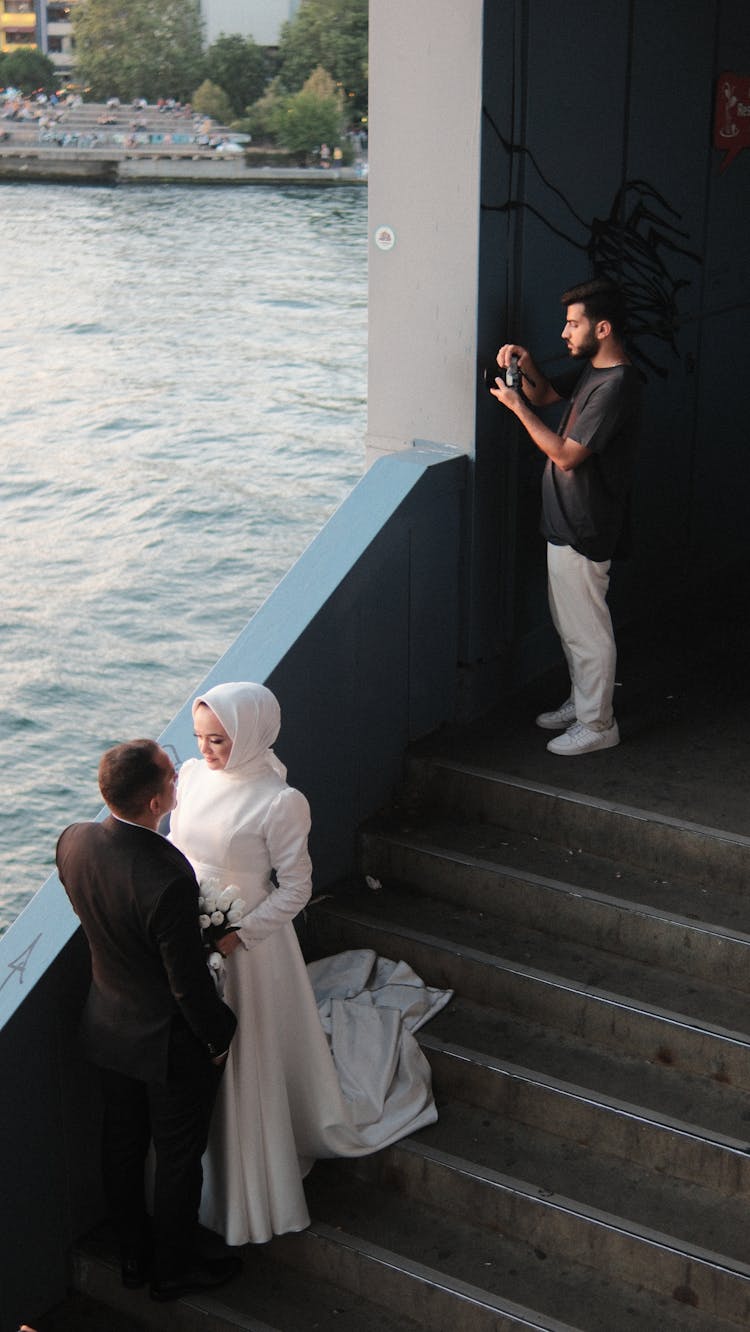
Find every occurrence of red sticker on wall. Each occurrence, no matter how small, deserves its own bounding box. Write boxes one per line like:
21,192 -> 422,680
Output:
714,72 -> 750,173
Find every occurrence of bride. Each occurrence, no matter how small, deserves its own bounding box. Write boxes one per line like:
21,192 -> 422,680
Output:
168,680 -> 450,1246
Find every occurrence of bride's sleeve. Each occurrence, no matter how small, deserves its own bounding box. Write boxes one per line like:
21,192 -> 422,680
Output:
235,786 -> 313,947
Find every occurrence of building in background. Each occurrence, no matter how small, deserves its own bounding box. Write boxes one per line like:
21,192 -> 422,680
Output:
36,0 -> 78,77
0,0 -> 78,74
201,0 -> 300,48
21,0 -> 298,85
1,0 -> 37,56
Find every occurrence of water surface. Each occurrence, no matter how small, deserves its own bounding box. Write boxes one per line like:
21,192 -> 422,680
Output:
0,183 -> 368,929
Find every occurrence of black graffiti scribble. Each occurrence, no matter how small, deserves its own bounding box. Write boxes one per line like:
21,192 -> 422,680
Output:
0,933 -> 42,993
482,108 -> 701,377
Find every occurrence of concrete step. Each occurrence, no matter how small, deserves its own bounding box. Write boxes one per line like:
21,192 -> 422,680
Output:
271,1219 -> 579,1332
29,1289 -> 153,1331
308,890 -> 750,1089
423,1036 -> 750,1200
72,1222 -> 423,1332
404,759 -> 750,891
302,1157 -> 745,1331
418,1081 -> 750,1266
425,994 -> 750,1145
359,823 -> 750,991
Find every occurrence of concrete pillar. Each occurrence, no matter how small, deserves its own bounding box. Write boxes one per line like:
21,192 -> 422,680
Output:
366,1 -> 484,463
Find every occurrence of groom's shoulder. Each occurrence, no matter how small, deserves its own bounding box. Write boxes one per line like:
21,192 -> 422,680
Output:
57,818 -> 190,873
57,816 -> 113,856
58,814 -> 142,849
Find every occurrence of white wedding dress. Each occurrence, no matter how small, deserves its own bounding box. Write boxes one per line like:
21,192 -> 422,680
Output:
170,753 -> 451,1246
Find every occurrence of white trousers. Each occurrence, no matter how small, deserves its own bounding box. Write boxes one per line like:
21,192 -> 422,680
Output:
546,542 -> 616,729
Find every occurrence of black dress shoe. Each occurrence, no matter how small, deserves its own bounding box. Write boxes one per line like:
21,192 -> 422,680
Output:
121,1253 -> 151,1289
150,1254 -> 242,1302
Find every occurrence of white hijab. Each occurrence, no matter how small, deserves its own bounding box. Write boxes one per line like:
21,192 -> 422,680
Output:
192,681 -> 286,779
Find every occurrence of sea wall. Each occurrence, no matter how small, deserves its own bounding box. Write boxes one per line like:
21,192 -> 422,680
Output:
0,148 -> 367,186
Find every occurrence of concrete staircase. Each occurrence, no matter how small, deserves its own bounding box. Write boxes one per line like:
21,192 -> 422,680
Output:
71,750 -> 750,1330
300,754 -> 750,1331
0,99 -> 239,154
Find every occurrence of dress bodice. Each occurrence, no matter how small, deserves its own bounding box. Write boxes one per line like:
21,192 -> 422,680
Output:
169,757 -> 312,948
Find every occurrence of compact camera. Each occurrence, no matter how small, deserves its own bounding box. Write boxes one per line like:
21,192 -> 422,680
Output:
503,353 -> 522,392
482,353 -> 522,395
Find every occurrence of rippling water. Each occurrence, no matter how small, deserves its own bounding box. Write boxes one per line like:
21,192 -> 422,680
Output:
0,183 -> 368,930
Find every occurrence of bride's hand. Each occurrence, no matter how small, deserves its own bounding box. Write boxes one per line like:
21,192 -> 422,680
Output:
217,929 -> 244,956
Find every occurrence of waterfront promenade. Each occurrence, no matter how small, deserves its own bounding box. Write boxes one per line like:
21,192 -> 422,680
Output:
0,98 -> 367,185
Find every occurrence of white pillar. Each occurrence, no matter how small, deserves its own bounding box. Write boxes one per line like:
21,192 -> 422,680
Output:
366,1 -> 484,463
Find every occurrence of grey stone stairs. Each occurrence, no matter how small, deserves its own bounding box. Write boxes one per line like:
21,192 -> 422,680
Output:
300,755 -> 750,1331
71,753 -> 750,1330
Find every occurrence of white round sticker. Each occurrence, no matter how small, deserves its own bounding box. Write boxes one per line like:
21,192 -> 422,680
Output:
373,224 -> 396,252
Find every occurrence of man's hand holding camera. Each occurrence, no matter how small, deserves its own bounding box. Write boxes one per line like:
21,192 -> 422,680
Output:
491,343 -> 545,411
489,338 -> 588,472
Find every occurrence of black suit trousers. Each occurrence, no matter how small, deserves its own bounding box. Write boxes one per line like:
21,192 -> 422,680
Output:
100,1020 -> 224,1279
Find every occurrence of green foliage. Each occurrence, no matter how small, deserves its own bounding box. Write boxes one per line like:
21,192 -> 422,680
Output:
205,33 -> 268,117
273,65 -> 344,159
276,0 -> 368,122
1,47 -> 57,94
192,79 -> 233,124
72,0 -> 205,102
241,77 -> 283,142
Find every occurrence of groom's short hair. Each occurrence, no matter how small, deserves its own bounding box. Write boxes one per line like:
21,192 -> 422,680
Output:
98,739 -> 165,818
561,277 -> 627,337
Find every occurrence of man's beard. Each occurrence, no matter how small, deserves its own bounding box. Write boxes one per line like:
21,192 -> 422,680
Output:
567,331 -> 598,359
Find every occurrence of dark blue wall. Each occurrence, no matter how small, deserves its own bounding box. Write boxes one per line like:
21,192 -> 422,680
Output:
471,0 -> 750,693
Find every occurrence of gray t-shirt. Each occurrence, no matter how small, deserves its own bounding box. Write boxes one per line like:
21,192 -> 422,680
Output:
541,361 -> 641,561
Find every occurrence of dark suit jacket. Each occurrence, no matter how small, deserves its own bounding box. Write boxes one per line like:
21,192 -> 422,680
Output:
56,815 -> 237,1083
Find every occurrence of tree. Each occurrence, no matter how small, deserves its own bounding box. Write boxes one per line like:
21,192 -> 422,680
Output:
241,77 -> 283,142
273,65 -> 344,160
152,0 -> 205,100
1,47 -> 57,94
276,0 -> 367,123
72,0 -> 205,103
192,79 -> 233,125
205,33 -> 268,117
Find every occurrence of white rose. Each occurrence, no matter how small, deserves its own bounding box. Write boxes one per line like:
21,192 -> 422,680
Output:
197,895 -> 206,909
201,877 -> 220,905
218,885 -> 239,910
208,951 -> 223,970
198,914 -> 211,930
210,910 -> 225,927
202,891 -> 218,911
229,897 -> 246,915
226,907 -> 244,925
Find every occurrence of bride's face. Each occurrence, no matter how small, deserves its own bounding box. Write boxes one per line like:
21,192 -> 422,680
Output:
194,704 -> 233,770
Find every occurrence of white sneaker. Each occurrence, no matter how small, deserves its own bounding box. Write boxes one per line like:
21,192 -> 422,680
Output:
546,720 -> 620,755
536,698 -> 577,730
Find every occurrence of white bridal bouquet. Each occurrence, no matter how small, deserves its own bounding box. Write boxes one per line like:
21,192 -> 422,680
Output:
198,877 -> 247,993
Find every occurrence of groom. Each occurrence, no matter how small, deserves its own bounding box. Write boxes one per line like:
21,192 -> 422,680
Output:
56,739 -> 240,1303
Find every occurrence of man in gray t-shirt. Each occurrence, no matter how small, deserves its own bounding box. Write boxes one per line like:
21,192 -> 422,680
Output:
492,279 -> 641,756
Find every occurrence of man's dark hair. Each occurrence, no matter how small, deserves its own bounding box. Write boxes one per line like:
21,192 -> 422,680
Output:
561,278 -> 627,338
98,739 -> 165,818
